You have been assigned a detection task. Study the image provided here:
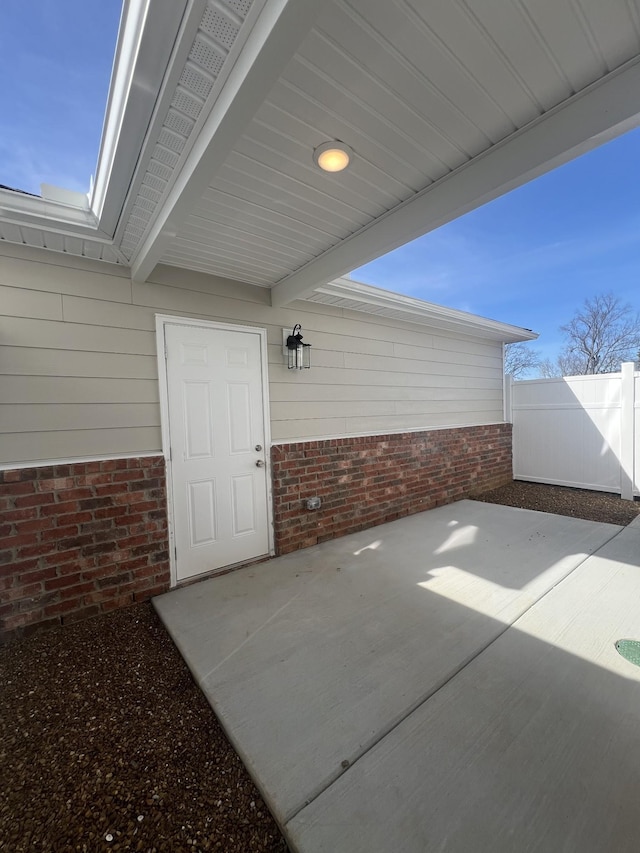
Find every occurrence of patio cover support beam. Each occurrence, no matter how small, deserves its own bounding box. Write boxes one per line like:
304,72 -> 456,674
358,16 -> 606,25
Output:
130,0 -> 322,284
271,57 -> 640,307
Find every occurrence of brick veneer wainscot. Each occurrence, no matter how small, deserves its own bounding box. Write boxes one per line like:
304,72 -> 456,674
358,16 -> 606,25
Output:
0,456 -> 170,641
271,423 -> 512,555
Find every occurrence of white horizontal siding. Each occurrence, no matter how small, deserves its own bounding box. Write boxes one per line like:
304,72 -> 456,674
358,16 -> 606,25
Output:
0,246 -> 506,464
267,345 -> 346,370
2,428 -> 162,464
344,351 -> 501,378
0,317 -> 156,355
0,347 -> 158,379
0,246 -> 131,300
269,384 -> 502,403
272,411 -> 500,442
62,296 -> 157,331
0,376 -> 159,404
0,284 -> 63,320
2,404 -> 158,433
344,411 -> 501,436
271,398 -> 498,421
271,366 -> 501,390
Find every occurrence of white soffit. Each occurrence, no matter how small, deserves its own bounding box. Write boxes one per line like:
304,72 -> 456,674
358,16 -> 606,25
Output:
151,0 -> 640,297
118,0 -> 270,264
128,0 -> 324,281
3,0 -> 640,282
306,278 -> 537,343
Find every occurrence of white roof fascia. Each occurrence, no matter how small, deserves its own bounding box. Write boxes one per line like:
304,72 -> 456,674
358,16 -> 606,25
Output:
90,0 -> 189,234
110,0 -> 213,249
0,187 -> 100,234
40,185 -> 90,208
129,0 -> 323,283
271,56 -> 640,308
311,278 -> 538,343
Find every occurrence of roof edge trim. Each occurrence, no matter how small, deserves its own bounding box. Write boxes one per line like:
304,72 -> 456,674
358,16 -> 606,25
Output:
89,0 -> 148,221
309,278 -> 538,343
90,0 -> 189,233
0,187 -> 99,232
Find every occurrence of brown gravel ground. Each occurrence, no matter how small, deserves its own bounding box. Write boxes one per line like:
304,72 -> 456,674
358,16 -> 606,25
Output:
0,604 -> 288,853
2,481 -> 637,853
474,479 -> 640,526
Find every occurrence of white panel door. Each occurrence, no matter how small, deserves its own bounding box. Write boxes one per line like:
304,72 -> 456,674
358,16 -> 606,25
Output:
165,323 -> 269,580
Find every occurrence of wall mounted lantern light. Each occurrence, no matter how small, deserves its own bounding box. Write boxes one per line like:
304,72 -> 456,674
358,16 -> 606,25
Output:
313,140 -> 353,173
284,324 -> 311,370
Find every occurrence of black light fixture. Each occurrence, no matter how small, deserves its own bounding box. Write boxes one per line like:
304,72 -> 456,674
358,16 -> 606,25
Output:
286,324 -> 311,370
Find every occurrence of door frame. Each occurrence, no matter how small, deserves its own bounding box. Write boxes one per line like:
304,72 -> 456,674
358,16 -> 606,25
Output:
155,314 -> 274,588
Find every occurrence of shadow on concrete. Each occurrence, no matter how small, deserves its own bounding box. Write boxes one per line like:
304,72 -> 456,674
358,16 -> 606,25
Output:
155,502 -> 640,852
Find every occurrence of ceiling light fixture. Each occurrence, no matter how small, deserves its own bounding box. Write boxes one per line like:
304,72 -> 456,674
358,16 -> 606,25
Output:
313,141 -> 353,173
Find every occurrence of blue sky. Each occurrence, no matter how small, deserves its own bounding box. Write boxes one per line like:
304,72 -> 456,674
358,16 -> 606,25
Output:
2,1 -> 639,370
0,0 -> 122,195
355,127 -> 640,365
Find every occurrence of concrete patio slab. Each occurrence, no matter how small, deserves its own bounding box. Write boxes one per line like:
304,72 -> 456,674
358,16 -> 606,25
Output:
289,511 -> 640,853
154,500 -> 621,837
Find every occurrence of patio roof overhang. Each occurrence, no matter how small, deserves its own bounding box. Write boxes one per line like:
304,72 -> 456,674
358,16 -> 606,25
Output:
2,0 -> 640,309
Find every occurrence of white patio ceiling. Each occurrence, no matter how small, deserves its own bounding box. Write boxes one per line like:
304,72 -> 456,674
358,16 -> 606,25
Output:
3,0 -> 640,307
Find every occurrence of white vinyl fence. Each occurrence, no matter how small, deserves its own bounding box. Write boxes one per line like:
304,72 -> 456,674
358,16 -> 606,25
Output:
506,362 -> 639,499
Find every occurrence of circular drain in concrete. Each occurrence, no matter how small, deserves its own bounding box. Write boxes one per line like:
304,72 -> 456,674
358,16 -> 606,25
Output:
615,639 -> 640,667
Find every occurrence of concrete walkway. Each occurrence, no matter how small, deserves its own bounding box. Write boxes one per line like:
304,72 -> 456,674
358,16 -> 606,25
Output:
154,501 -> 640,853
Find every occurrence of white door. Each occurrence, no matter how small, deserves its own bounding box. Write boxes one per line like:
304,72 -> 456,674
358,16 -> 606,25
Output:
165,322 -> 270,581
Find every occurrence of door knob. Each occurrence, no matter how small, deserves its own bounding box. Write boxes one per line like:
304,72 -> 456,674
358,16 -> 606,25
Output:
255,459 -> 265,467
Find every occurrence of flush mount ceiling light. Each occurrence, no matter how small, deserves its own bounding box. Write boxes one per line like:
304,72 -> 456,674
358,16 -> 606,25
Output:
313,141 -> 353,173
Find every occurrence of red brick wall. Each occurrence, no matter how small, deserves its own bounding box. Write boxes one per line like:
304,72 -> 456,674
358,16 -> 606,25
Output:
1,456 -> 170,642
271,423 -> 512,555
1,426 -> 512,638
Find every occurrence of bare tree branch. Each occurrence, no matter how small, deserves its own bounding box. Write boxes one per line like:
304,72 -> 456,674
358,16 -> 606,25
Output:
504,342 -> 541,378
538,358 -> 562,378
557,292 -> 640,374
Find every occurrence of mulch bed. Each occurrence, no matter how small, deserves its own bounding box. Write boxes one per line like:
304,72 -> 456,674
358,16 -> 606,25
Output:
0,604 -> 287,853
3,480 -> 638,852
474,480 -> 640,527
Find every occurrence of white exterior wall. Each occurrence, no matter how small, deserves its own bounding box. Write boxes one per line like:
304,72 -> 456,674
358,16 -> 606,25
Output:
0,245 -> 505,466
